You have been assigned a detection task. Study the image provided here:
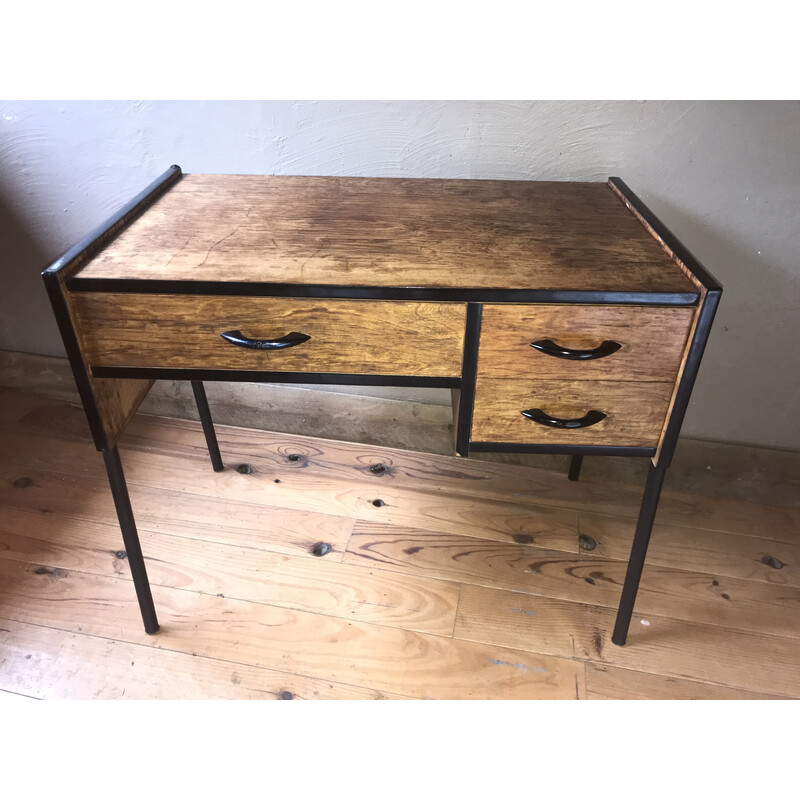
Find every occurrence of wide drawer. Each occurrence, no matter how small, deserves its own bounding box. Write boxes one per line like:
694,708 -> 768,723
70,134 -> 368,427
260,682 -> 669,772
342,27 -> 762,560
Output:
71,293 -> 466,376
477,304 -> 694,381
471,378 -> 674,446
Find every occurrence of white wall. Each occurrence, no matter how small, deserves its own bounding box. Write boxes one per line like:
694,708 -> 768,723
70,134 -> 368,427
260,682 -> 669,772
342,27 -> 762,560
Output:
1,100 -> 798,449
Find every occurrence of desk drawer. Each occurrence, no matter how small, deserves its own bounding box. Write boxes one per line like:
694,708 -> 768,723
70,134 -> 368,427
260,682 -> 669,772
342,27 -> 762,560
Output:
477,304 -> 694,382
71,293 -> 466,376
471,378 -> 674,446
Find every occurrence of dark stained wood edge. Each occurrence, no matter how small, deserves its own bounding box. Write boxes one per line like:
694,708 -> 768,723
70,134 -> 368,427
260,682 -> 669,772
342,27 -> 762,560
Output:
653,288 -> 722,467
607,177 -> 722,292
450,388 -> 462,452
608,178 -> 723,468
41,165 -> 183,450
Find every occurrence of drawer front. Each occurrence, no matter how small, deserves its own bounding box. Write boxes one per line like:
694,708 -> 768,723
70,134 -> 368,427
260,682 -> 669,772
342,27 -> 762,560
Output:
471,378 -> 674,446
477,304 -> 694,382
72,294 -> 466,376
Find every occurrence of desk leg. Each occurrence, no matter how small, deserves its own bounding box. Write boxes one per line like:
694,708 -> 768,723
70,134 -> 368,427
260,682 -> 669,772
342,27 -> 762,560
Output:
102,447 -> 160,634
568,455 -> 583,481
611,462 -> 667,646
191,381 -> 224,472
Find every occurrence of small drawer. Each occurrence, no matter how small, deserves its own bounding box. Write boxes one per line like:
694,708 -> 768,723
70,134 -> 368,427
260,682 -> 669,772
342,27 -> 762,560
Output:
477,304 -> 694,382
71,293 -> 466,377
471,378 -> 674,446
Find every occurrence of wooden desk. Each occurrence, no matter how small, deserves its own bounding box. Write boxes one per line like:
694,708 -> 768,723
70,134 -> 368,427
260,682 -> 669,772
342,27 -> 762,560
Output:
42,166 -> 722,647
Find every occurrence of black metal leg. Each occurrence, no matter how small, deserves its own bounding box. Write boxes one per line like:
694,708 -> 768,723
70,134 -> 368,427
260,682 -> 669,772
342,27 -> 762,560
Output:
102,447 -> 159,634
568,454 -> 583,481
191,380 -> 224,472
611,462 -> 668,646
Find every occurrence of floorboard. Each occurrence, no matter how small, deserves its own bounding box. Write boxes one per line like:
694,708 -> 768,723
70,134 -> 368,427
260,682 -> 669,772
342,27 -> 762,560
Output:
454,584 -> 800,697
583,663 -> 784,700
344,523 -> 800,638
1,390 -> 797,700
0,510 -> 459,636
0,618 -> 408,700
0,560 -> 584,700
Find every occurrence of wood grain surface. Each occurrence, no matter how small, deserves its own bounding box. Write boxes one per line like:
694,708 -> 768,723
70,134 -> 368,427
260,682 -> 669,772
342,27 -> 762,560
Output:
583,663 -> 782,700
344,523 -> 800,639
477,304 -> 694,381
0,446 -> 580,554
72,175 -> 696,294
0,559 -> 583,700
0,511 -> 459,636
2,389 -> 796,700
471,378 -> 674,445
654,289 -> 707,464
454,584 -> 800,696
58,272 -> 153,448
0,618 -> 405,700
608,179 -> 706,293
71,293 -> 466,376
14,393 -> 800,543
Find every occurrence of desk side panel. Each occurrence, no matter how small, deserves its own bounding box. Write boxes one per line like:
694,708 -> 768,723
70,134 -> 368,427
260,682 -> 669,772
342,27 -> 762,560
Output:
48,276 -> 153,450
606,179 -> 722,467
653,288 -> 721,466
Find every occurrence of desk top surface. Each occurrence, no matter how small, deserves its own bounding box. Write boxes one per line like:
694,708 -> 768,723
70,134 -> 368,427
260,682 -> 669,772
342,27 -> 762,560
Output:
73,174 -> 696,295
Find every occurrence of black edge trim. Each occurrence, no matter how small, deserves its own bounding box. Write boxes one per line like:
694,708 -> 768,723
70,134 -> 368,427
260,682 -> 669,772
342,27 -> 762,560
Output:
41,165 -> 183,451
609,177 -> 722,292
469,443 -> 656,457
455,303 -> 482,456
655,288 -> 723,467
65,277 -> 699,306
91,368 -> 460,388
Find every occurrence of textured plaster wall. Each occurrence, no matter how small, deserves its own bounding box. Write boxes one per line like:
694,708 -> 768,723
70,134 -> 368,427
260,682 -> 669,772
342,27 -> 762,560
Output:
1,100 -> 798,449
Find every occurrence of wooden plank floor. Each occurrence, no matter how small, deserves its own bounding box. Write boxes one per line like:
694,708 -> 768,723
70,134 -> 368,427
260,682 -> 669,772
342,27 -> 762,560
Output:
0,388 -> 797,700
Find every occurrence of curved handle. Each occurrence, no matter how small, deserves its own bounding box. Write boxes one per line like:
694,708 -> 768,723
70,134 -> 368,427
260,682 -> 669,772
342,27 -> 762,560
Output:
521,408 -> 607,429
220,330 -> 311,350
530,339 -> 622,360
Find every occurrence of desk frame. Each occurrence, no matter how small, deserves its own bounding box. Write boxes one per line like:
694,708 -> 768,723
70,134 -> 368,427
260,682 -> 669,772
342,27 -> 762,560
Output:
43,165 -> 722,647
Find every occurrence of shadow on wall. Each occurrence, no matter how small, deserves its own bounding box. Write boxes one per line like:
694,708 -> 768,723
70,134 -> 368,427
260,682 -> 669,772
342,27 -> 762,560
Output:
647,195 -> 800,450
0,184 -> 64,358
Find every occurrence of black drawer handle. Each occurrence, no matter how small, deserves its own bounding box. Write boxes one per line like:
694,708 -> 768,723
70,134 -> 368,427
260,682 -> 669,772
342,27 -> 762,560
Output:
220,330 -> 311,350
521,408 -> 607,429
530,339 -> 622,360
